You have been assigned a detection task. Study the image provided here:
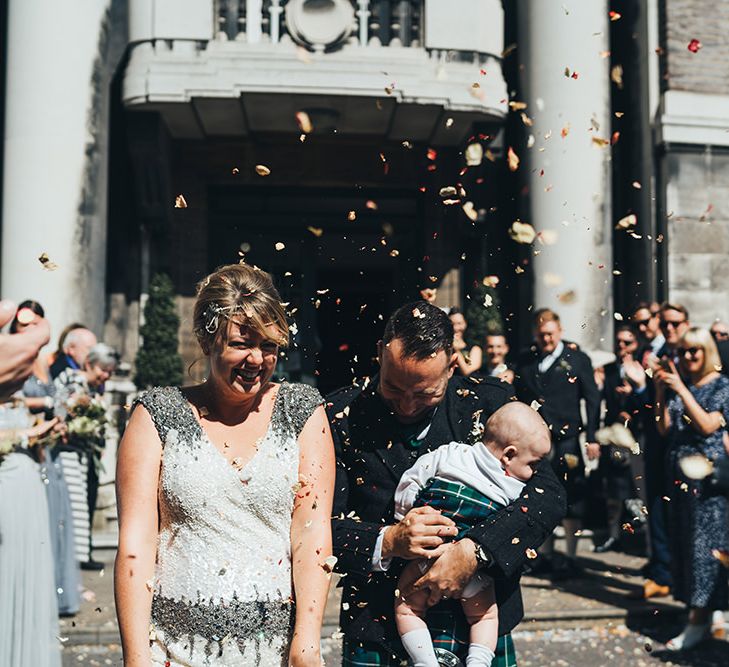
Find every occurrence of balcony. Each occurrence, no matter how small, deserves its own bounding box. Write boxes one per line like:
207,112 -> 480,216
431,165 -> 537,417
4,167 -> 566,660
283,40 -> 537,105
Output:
123,0 -> 507,146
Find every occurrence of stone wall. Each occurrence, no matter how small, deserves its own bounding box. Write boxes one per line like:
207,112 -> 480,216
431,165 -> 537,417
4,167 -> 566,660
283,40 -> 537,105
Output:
666,148 -> 729,326
665,0 -> 729,94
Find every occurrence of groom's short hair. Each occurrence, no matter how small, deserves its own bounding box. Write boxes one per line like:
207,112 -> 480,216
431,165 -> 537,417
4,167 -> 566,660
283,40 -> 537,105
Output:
382,301 -> 454,360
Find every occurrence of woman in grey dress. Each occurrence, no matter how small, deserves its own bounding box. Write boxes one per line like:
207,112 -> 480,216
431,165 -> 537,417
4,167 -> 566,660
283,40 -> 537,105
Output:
0,404 -> 61,667
655,327 -> 729,650
115,263 -> 335,666
12,300 -> 81,615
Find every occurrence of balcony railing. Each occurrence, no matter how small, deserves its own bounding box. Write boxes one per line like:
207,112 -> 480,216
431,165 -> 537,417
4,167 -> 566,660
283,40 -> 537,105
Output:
217,1 -> 423,49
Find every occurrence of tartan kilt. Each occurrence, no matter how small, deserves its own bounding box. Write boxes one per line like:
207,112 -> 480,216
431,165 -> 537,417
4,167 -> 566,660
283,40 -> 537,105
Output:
342,634 -> 517,667
413,476 -> 504,539
341,478 -> 516,666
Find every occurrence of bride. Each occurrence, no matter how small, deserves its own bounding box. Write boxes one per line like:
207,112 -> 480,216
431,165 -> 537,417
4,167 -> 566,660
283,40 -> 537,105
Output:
114,263 -> 335,666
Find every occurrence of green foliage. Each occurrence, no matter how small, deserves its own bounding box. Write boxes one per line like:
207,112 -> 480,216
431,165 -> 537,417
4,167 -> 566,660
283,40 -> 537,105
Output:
134,273 -> 183,388
464,281 -> 505,347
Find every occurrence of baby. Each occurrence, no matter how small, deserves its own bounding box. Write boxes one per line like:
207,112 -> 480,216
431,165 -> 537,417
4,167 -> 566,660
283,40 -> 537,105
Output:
394,402 -> 551,667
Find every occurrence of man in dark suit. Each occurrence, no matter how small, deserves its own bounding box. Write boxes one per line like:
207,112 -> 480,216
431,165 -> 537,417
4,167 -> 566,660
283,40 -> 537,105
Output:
327,301 -> 566,666
514,308 -> 600,578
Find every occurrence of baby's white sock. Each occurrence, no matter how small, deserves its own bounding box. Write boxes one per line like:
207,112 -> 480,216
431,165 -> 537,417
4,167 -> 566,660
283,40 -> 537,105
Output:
400,629 -> 439,667
466,643 -> 496,667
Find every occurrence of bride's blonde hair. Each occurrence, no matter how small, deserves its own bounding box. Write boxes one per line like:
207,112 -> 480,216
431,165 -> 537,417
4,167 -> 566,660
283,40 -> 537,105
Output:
193,263 -> 289,354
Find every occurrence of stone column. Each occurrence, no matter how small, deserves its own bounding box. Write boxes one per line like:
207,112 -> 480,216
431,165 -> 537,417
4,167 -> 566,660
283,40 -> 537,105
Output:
1,0 -> 115,338
516,0 -> 613,351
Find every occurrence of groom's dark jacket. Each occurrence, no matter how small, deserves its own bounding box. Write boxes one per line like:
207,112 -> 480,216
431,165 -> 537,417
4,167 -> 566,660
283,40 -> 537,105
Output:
326,374 -> 566,653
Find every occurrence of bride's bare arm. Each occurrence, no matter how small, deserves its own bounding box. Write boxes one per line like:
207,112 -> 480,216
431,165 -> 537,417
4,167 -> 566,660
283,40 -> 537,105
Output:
114,406 -> 162,666
290,405 -> 335,666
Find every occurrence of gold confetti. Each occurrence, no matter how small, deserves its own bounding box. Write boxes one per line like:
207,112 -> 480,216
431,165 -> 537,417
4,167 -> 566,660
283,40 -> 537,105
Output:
616,213 -> 637,230
275,242 -> 285,251
465,143 -> 484,166
462,201 -> 479,222
591,136 -> 610,148
509,101 -> 527,111
557,290 -> 577,304
255,164 -> 271,177
38,252 -> 59,271
507,146 -> 520,171
509,221 -> 536,244
526,548 -> 538,559
347,210 -> 357,221
712,549 -> 729,568
482,276 -> 500,288
295,111 -> 313,134
174,194 -> 188,208
307,226 -> 323,237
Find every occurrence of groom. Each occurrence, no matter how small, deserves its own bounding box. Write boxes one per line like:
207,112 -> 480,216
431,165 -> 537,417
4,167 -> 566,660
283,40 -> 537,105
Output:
327,302 -> 566,666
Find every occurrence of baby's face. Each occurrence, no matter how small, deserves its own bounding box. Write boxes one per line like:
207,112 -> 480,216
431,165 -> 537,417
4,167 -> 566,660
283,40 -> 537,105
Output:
501,437 -> 551,482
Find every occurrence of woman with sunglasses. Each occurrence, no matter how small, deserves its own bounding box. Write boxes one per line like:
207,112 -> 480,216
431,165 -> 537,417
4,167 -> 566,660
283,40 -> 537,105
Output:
654,327 -> 729,650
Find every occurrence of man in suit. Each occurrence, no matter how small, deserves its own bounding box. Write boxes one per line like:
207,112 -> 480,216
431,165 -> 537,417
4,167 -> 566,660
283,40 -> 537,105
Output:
514,308 -> 600,578
328,301 -> 566,666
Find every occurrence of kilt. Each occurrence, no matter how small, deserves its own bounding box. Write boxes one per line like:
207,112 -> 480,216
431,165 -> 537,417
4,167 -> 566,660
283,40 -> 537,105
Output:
413,476 -> 504,540
342,633 -> 517,666
342,477 -> 516,666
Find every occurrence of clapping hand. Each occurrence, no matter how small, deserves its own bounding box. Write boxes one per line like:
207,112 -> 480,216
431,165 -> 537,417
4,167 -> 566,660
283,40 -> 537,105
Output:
654,358 -> 684,393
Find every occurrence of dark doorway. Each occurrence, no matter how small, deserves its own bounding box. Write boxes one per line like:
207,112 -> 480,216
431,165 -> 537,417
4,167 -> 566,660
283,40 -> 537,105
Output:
208,186 -> 423,390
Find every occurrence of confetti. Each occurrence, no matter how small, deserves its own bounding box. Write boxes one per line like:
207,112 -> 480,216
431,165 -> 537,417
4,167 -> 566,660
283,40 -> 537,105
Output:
321,555 -> 338,573
591,136 -> 610,148
174,194 -> 188,208
512,537 -> 520,544
687,39 -> 702,53
439,186 -> 458,198
365,200 -> 378,211
525,548 -> 538,559
347,210 -> 357,221
509,221 -> 536,244
462,201 -> 479,222
713,548 -> 729,568
616,213 -> 637,230
530,400 -> 542,411
609,10 -> 621,21
255,164 -> 271,177
678,454 -> 713,480
307,226 -> 323,237
482,276 -> 499,288
508,101 -> 527,111
231,167 -> 239,175
38,252 -> 59,271
16,308 -> 35,325
295,111 -> 313,134
275,242 -> 285,251
557,290 -> 576,304
465,143 -> 484,166
507,146 -> 520,171
611,64 -> 624,88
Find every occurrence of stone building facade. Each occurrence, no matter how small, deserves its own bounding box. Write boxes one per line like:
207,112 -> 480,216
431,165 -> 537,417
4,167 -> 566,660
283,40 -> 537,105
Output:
1,0 -> 728,385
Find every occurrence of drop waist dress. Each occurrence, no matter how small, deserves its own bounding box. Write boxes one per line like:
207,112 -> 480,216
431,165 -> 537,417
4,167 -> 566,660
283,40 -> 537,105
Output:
132,383 -> 323,666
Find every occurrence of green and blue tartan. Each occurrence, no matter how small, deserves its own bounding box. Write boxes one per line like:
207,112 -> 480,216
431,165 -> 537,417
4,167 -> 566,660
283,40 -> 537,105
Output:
342,478 -> 516,666
342,634 -> 517,667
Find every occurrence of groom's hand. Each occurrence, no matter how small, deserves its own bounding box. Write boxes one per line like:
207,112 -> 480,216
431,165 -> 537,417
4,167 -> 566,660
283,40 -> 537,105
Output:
406,538 -> 478,607
381,506 -> 458,560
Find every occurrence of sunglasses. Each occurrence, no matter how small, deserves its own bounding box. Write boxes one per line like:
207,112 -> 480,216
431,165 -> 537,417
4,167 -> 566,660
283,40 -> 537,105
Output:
616,339 -> 634,346
713,330 -> 729,339
661,319 -> 686,330
681,347 -> 702,358
634,319 -> 651,327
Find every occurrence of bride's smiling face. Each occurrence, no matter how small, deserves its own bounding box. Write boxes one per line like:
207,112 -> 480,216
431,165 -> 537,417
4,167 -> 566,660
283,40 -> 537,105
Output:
208,319 -> 281,398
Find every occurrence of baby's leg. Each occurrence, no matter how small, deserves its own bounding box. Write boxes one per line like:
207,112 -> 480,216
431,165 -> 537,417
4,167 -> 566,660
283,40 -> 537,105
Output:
461,574 -> 498,667
395,560 -> 439,667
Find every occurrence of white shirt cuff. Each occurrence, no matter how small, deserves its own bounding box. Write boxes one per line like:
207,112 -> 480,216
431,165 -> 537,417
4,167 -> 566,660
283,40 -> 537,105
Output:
371,527 -> 393,572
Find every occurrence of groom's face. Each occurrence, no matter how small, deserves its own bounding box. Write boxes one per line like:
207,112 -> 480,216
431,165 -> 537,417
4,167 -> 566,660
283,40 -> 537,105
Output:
377,338 -> 455,423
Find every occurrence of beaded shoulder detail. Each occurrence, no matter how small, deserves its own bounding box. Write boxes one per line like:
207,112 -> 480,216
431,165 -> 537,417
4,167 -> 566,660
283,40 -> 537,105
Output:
131,386 -> 199,447
273,382 -> 324,439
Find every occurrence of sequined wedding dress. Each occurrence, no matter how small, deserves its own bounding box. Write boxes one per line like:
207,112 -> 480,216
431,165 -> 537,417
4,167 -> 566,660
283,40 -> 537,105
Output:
133,382 -> 322,667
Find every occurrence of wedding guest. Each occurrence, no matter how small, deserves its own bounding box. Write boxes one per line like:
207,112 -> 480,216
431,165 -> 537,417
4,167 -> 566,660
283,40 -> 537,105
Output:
449,308 -> 483,377
0,398 -> 61,665
654,327 -> 729,650
483,333 -> 515,384
0,299 -> 50,401
11,301 -> 80,614
631,301 -> 664,361
710,320 -> 729,343
115,263 -> 334,666
592,325 -> 641,553
9,301 -> 55,415
515,308 -> 600,578
55,343 -> 118,571
50,326 -> 97,380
